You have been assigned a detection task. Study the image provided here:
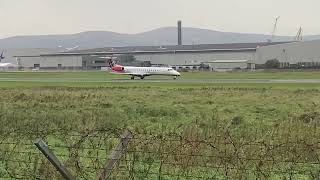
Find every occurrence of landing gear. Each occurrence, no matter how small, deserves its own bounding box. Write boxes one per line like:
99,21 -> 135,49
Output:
140,76 -> 145,80
131,76 -> 134,80
173,76 -> 177,80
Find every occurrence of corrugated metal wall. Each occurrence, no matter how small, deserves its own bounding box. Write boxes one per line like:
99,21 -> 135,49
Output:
256,40 -> 320,64
135,51 -> 256,66
15,40 -> 320,69
41,56 -> 82,68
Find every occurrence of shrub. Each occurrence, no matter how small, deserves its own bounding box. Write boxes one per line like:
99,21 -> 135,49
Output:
265,59 -> 280,69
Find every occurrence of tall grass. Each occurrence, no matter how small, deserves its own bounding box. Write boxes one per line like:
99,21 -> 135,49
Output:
0,86 -> 320,178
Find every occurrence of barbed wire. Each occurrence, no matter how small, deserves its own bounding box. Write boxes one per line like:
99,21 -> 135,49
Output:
1,128 -> 320,179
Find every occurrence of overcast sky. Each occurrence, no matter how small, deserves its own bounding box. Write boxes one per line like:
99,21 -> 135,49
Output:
0,0 -> 319,38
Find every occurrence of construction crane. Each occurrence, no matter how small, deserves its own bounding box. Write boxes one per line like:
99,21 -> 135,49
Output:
268,16 -> 280,43
294,27 -> 303,41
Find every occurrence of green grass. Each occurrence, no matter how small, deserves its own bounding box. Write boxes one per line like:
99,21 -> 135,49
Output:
182,71 -> 320,79
0,71 -> 320,179
1,71 -> 320,90
1,71 -> 320,79
1,86 -> 318,132
0,81 -> 320,91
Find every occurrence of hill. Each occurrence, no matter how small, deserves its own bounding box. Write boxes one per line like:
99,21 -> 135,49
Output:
0,27 -> 318,49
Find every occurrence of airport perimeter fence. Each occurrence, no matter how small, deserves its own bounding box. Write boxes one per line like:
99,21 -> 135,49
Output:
1,128 -> 320,179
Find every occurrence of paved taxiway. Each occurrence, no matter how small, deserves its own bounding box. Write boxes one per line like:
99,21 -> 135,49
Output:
1,78 -> 320,83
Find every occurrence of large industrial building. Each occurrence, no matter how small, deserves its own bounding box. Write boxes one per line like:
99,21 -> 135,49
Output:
4,39 -> 319,71
13,41 -> 290,71
256,40 -> 320,68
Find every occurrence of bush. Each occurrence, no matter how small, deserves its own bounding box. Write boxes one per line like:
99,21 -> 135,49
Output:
265,59 -> 280,69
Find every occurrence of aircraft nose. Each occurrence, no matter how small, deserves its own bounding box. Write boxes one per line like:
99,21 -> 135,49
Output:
176,71 -> 181,76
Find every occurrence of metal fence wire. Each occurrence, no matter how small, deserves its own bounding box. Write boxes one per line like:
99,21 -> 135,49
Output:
0,128 -> 319,179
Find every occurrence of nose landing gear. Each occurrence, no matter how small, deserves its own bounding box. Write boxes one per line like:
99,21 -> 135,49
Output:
173,76 -> 177,80
131,76 -> 134,80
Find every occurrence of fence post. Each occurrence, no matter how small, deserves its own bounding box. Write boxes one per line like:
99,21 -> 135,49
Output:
34,138 -> 75,180
96,130 -> 133,180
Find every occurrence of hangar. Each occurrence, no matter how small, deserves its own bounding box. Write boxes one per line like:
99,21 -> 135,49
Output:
15,42 -> 288,71
256,40 -> 320,69
13,39 -> 320,71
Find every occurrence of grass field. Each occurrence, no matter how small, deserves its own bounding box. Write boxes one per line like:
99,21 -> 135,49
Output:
2,71 -> 320,79
1,71 -> 320,179
1,71 -> 320,90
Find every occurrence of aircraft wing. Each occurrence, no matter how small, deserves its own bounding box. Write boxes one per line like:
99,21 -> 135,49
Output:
110,71 -> 150,76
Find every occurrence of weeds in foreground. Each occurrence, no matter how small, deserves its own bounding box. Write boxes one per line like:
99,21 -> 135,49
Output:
0,87 -> 319,178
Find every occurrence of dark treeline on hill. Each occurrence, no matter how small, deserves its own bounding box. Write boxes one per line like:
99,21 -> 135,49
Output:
1,27 -> 320,49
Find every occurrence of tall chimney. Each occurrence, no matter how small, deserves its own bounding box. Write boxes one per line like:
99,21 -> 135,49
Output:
178,21 -> 182,45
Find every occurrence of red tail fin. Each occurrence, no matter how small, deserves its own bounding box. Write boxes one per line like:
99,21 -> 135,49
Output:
107,58 -> 115,68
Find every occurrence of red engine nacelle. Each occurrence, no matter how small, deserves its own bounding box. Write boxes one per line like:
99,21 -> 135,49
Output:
112,65 -> 124,72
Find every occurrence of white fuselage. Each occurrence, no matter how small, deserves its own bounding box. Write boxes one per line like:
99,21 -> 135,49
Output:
122,66 -> 180,76
0,63 -> 18,68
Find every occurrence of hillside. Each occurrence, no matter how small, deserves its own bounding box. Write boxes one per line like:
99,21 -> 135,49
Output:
0,27 -> 318,49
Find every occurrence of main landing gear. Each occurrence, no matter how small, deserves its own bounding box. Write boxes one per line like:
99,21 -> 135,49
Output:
130,76 -> 145,80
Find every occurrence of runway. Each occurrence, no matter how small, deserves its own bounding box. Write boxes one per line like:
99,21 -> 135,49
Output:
1,78 -> 320,83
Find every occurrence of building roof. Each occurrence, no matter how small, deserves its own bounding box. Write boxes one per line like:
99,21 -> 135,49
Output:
40,42 -> 292,57
11,48 -> 70,58
203,60 -> 248,63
